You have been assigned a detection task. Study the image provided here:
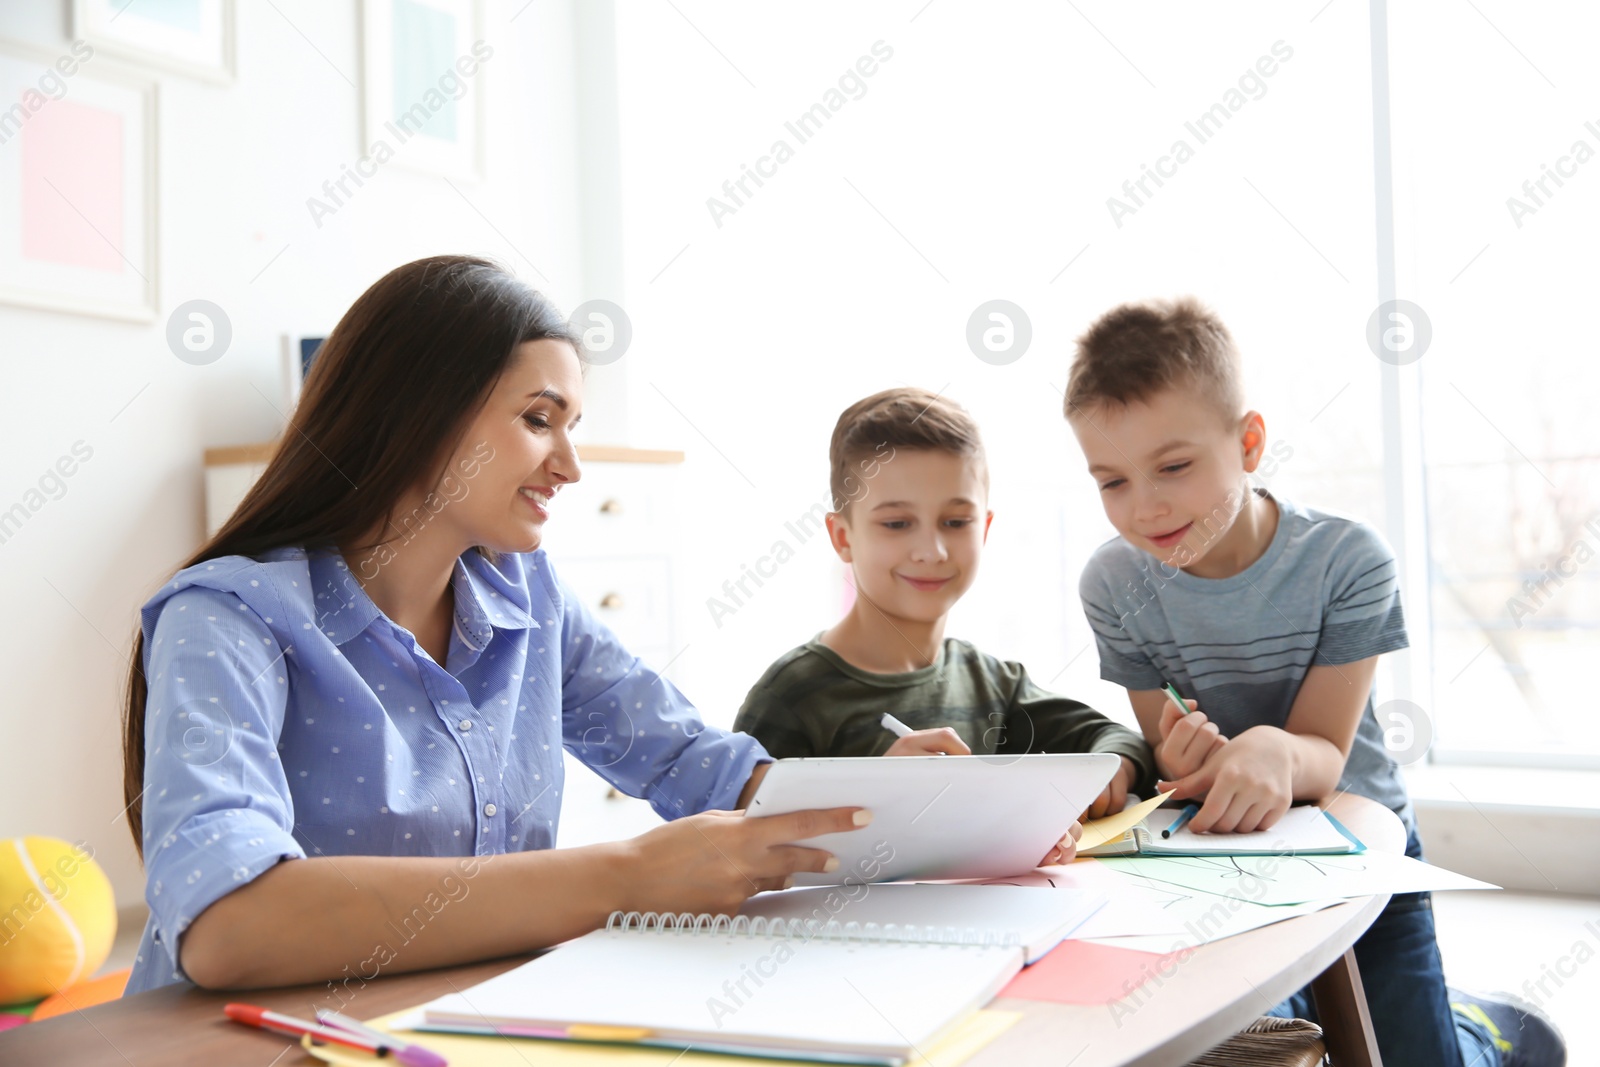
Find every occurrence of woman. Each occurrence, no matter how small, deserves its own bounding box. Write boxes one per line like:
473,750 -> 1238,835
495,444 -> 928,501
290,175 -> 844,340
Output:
120,255 -> 864,993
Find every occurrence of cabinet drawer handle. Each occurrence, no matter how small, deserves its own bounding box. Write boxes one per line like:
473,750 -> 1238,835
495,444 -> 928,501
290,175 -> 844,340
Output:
599,592 -> 624,610
599,498 -> 624,515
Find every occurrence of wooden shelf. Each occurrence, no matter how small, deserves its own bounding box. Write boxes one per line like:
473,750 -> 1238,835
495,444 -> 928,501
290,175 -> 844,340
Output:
203,442 -> 276,466
572,445 -> 684,465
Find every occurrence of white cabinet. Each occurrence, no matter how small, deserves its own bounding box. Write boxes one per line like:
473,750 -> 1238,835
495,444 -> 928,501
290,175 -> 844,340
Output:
533,455 -> 686,843
536,458 -> 682,667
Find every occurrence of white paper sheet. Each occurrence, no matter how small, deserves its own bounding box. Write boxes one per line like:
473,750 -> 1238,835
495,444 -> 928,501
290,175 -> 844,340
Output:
1096,849 -> 1499,906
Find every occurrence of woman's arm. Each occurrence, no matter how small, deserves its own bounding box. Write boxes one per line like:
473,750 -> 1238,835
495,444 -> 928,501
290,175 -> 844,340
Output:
181,844 -> 621,989
182,804 -> 868,989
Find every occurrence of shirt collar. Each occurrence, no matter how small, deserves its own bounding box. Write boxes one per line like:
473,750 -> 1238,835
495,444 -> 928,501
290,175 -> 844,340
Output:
308,550 -> 382,646
307,548 -> 540,648
452,551 -> 539,650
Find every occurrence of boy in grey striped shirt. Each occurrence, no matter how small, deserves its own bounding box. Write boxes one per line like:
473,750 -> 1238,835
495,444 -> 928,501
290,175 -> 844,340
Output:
1065,297 -> 1562,1067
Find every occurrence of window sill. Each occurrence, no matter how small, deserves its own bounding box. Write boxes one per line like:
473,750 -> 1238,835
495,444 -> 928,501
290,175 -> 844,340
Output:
1401,764 -> 1600,894
1402,763 -> 1600,816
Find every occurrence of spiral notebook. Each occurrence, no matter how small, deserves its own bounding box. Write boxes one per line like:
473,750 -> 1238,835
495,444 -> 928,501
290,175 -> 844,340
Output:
738,882 -> 1105,964
417,886 -> 1104,1065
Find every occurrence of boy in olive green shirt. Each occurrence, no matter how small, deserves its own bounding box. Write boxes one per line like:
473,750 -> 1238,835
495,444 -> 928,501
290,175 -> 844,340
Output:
734,388 -> 1154,820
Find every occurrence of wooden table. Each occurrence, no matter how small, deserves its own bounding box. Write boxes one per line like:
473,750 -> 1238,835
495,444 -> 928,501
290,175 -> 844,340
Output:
4,793 -> 1399,1067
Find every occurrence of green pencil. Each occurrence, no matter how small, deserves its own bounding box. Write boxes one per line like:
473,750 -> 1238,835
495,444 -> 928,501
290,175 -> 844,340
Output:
1163,682 -> 1191,716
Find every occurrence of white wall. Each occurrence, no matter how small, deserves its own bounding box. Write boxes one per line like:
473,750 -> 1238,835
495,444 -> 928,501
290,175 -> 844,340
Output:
602,2 -> 1390,729
11,0 -> 1593,920
0,1 -> 596,909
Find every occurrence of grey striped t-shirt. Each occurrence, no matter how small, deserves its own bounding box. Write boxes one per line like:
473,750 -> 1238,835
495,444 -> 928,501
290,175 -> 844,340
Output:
1078,492 -> 1412,824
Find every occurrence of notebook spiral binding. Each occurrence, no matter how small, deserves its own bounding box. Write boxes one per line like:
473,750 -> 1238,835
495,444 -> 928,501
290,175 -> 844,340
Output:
604,910 -> 1021,948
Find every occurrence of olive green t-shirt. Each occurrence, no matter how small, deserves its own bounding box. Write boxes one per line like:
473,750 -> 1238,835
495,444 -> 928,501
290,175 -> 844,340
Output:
733,636 -> 1156,793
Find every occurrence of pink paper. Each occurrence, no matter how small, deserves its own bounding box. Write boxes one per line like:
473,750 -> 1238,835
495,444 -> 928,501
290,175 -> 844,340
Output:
21,97 -> 125,272
1000,940 -> 1187,1006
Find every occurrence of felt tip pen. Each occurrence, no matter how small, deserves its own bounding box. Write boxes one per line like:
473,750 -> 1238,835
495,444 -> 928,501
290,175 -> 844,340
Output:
880,713 -> 948,754
225,1003 -> 448,1067
1161,804 -> 1200,839
315,1008 -> 450,1067
1163,682 -> 1191,716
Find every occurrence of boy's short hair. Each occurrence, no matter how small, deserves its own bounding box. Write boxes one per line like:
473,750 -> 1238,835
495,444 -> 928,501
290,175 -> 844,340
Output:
829,388 -> 986,513
1065,296 -> 1243,426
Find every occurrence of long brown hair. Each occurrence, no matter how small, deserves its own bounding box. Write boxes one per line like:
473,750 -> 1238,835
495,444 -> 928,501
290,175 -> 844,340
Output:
121,255 -> 579,858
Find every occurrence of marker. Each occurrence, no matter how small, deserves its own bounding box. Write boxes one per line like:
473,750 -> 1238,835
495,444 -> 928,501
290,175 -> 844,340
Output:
1163,682 -> 1191,716
881,713 -> 953,754
1161,803 -> 1200,839
880,713 -> 914,738
225,1003 -> 447,1067
316,1008 -> 450,1067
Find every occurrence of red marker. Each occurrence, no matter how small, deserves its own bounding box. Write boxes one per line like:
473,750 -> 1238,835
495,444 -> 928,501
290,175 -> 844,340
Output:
224,1003 -> 447,1066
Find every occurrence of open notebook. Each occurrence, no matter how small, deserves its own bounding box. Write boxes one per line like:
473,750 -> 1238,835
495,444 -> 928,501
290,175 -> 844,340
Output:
416,885 -> 1104,1065
1079,804 -> 1364,858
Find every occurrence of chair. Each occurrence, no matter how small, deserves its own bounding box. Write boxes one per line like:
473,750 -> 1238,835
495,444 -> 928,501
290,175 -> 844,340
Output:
1187,1016 -> 1327,1067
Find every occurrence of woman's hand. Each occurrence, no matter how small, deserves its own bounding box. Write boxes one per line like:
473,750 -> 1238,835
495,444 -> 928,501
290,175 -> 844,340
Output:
1038,820 -> 1083,866
619,807 -> 872,916
1085,756 -> 1138,819
1155,697 -> 1227,781
885,727 -> 972,756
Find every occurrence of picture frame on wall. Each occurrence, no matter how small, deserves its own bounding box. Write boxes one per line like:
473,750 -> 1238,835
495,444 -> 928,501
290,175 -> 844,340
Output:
0,40 -> 159,321
71,0 -> 236,84
360,0 -> 488,182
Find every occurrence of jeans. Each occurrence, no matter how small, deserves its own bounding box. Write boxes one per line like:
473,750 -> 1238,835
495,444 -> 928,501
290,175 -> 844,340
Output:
1267,828 -> 1499,1067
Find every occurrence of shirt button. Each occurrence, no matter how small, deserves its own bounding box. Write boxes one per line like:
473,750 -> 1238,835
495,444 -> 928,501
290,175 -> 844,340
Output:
459,719 -> 472,731
484,803 -> 497,817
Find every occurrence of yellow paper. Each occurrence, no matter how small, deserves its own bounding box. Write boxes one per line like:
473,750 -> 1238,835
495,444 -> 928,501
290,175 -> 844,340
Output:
1076,790 -> 1174,851
296,1007 -> 1022,1067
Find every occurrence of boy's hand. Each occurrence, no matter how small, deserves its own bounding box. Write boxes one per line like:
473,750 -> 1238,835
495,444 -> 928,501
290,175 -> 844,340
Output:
884,727 -> 972,757
1086,756 -> 1138,819
1037,820 -> 1083,866
1155,698 -> 1228,781
1158,726 -> 1293,834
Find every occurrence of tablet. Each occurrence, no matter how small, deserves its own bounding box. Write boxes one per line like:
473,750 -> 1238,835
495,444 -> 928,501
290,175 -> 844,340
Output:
746,753 -> 1120,886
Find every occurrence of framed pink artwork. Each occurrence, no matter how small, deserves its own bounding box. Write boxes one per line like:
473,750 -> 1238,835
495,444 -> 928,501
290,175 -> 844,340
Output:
0,40 -> 158,321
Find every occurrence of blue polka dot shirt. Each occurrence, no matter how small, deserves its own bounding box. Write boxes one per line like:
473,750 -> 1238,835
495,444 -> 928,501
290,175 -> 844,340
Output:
126,546 -> 768,994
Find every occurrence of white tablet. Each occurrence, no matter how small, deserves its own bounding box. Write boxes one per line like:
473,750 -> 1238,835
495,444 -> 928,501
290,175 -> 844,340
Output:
746,753 -> 1120,886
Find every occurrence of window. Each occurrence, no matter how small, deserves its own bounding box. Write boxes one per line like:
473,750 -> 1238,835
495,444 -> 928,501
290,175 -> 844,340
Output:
1392,1 -> 1600,764
597,2 -> 1592,767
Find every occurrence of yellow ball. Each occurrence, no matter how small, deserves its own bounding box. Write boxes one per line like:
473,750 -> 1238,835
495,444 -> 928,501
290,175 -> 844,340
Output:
0,837 -> 116,1005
